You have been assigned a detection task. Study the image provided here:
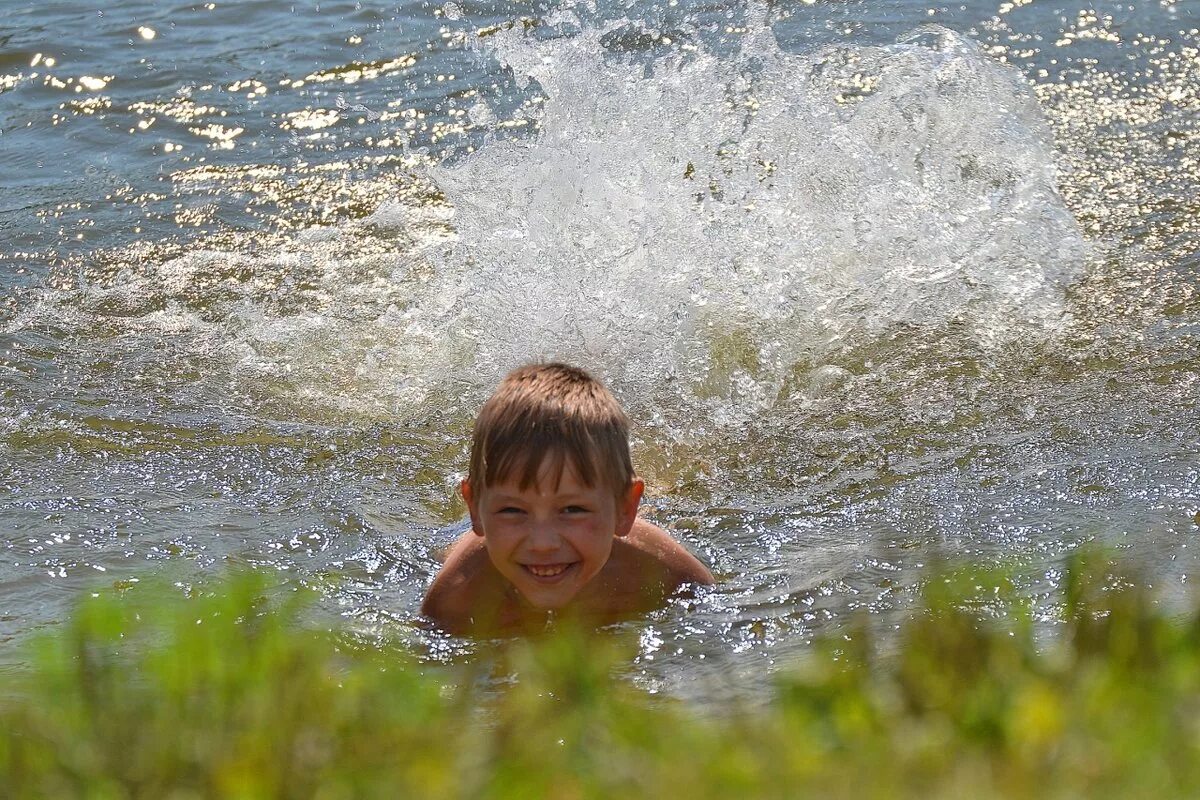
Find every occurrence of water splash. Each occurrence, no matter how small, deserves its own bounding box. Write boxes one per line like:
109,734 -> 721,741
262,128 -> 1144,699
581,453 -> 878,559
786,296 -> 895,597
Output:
413,15 -> 1087,420
13,14 -> 1088,427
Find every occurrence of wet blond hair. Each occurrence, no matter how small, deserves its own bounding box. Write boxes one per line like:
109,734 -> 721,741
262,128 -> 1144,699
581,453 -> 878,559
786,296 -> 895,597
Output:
469,363 -> 634,499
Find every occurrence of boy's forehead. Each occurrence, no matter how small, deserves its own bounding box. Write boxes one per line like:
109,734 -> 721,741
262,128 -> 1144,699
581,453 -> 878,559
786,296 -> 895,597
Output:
495,449 -> 587,492
486,447 -> 631,498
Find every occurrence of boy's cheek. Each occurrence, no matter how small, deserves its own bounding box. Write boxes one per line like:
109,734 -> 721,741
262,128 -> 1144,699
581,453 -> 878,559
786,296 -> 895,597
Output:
480,528 -> 520,559
481,538 -> 515,576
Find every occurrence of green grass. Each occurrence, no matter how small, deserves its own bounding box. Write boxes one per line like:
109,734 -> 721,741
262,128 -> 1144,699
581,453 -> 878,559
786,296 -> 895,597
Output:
3,552 -> 1200,798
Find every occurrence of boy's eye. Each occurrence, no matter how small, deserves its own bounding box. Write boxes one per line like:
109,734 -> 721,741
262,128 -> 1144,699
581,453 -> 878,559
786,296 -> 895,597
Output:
497,506 -> 525,514
563,505 -> 590,514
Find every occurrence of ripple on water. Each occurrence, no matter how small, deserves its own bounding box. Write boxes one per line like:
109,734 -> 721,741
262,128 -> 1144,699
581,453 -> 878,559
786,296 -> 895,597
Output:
0,0 -> 1198,694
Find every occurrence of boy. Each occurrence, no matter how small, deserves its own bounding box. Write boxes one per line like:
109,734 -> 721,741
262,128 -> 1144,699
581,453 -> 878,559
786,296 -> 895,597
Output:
422,363 -> 714,635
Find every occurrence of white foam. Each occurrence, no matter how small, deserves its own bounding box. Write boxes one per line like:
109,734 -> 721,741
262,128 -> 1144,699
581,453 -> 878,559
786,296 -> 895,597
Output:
17,16 -> 1088,426
418,19 -> 1086,419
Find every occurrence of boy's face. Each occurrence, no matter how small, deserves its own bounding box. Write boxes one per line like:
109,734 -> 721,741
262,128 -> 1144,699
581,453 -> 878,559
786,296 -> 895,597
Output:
463,458 -> 642,611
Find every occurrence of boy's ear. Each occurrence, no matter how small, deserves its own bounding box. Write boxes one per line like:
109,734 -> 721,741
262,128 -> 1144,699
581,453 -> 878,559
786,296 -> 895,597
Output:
461,479 -> 484,537
615,477 -> 644,538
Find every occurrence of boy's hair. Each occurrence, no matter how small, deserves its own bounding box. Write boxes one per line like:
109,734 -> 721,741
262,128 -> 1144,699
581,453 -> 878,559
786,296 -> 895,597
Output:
469,363 -> 635,498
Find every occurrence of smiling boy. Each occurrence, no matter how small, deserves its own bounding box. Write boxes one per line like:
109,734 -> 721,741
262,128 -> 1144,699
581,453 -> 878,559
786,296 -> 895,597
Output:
421,363 -> 714,635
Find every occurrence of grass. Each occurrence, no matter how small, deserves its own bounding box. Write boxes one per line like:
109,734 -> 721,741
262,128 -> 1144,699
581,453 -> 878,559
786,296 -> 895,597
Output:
3,551 -> 1200,798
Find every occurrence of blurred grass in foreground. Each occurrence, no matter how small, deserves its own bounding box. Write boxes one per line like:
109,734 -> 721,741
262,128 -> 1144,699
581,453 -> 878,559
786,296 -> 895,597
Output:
3,552 -> 1200,799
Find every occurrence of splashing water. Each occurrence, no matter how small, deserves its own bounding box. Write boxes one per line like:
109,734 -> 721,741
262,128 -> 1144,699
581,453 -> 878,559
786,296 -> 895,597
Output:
409,15 -> 1087,421
8,13 -> 1087,430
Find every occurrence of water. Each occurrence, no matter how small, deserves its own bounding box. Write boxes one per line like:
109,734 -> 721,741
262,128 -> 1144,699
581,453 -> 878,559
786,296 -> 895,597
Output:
1,0 -> 1198,699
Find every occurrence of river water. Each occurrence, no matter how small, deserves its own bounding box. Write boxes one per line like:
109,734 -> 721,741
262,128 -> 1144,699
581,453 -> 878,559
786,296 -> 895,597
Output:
1,0 -> 1197,699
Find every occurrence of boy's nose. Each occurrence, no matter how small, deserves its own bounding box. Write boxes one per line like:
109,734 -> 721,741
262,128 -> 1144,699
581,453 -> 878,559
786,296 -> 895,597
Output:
525,523 -> 562,553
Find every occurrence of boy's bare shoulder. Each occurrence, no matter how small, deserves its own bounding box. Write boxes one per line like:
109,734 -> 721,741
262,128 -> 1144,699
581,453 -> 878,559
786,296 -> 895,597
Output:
619,518 -> 715,587
420,532 -> 502,633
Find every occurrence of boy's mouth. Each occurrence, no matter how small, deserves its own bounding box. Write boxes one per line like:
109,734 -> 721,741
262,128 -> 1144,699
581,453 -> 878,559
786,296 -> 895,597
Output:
522,563 -> 575,580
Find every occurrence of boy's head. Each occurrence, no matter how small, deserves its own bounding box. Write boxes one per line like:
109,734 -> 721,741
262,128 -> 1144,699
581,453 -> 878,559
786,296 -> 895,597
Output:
468,362 -> 635,500
463,363 -> 642,610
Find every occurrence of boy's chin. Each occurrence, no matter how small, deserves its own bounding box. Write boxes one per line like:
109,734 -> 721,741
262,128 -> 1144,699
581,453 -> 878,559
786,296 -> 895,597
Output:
507,562 -> 588,607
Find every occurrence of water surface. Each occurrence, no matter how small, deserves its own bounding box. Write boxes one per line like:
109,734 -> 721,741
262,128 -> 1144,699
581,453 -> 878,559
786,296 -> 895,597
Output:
1,0 -> 1198,700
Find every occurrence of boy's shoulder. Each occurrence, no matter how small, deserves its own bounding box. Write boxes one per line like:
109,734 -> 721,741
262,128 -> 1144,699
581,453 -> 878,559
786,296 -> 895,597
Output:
419,534 -> 508,634
597,519 -> 715,600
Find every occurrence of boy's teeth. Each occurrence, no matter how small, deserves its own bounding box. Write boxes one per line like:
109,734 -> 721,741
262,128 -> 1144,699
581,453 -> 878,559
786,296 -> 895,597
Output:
527,564 -> 568,577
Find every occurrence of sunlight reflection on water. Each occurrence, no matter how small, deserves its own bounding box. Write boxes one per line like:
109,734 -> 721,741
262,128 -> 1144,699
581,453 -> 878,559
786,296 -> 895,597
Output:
0,0 -> 1198,701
